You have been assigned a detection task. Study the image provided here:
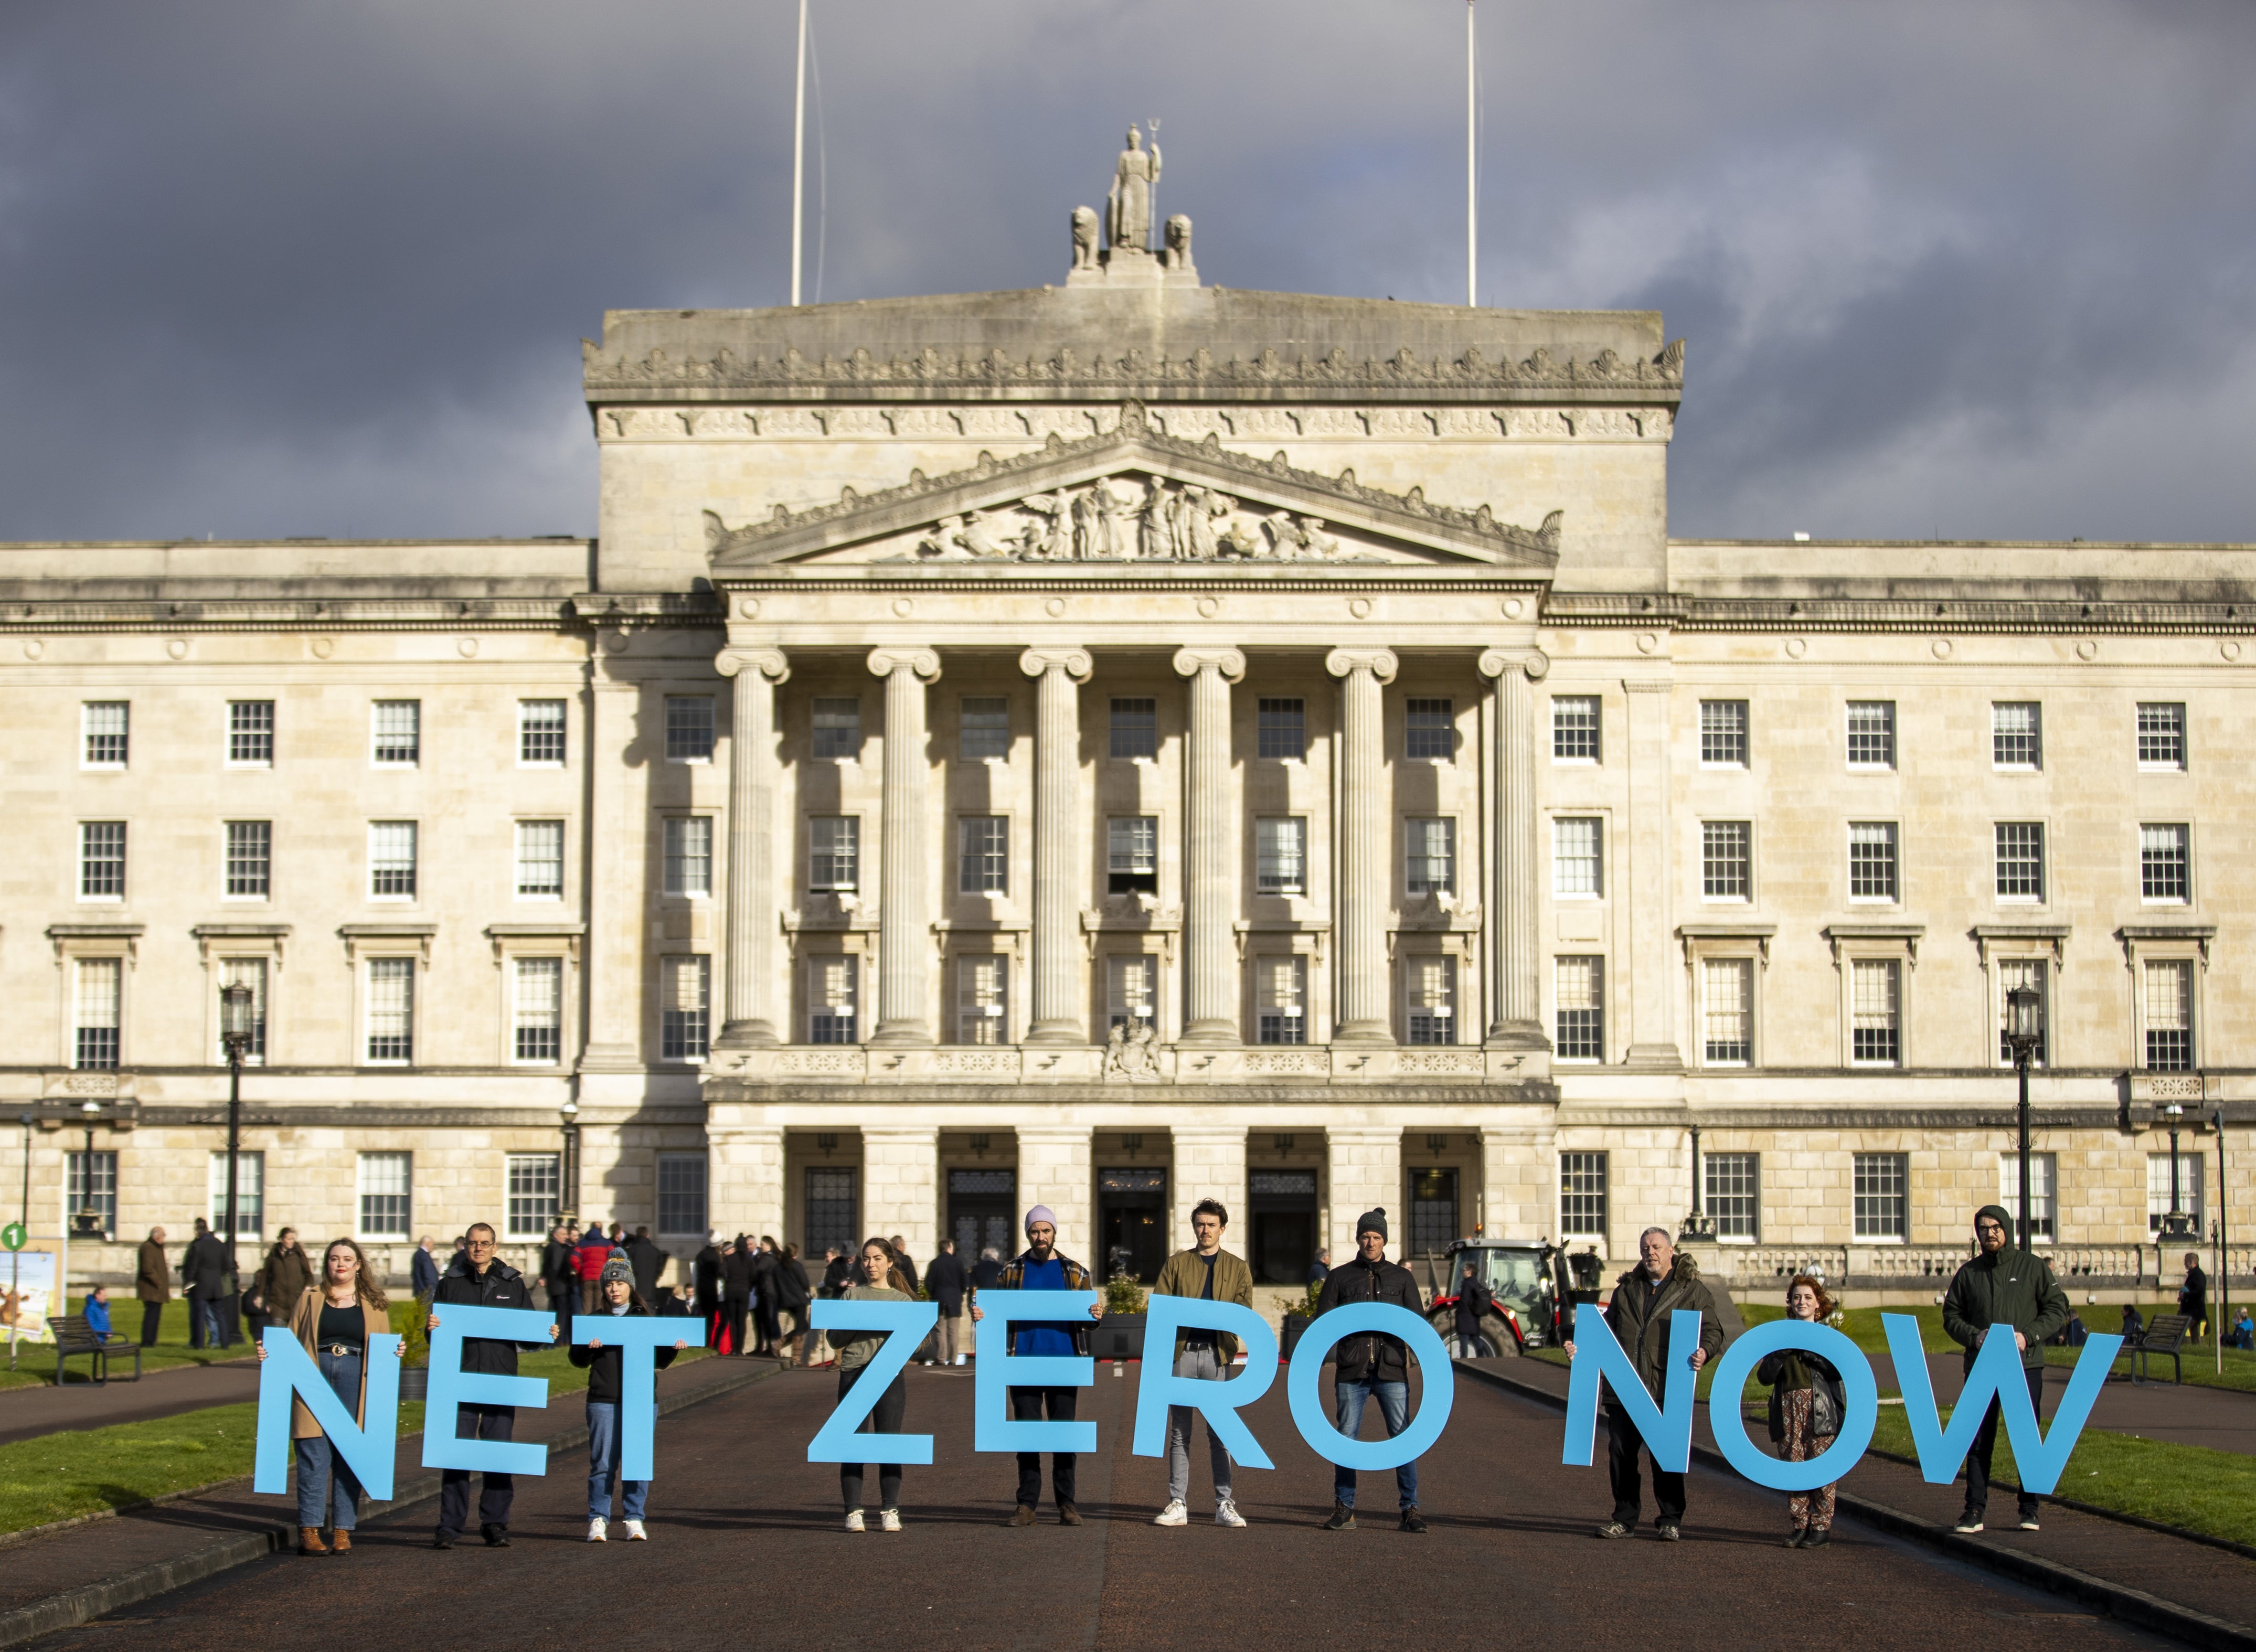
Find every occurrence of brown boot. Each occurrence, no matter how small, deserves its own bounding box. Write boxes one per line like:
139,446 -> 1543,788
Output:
330,1530 -> 352,1554
298,1527 -> 331,1556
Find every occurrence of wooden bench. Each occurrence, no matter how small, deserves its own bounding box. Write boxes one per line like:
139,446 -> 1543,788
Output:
2120,1312 -> 2189,1385
46,1315 -> 142,1385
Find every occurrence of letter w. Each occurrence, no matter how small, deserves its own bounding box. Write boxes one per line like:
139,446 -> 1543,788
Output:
1886,1314 -> 2121,1494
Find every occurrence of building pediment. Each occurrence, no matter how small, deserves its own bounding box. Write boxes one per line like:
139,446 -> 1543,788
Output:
703,403 -> 1562,572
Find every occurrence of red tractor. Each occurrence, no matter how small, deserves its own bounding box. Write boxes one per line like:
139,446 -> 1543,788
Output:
1422,1238 -> 1605,1357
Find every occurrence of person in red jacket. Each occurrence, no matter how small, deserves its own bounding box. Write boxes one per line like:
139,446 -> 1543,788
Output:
574,1222 -> 611,1313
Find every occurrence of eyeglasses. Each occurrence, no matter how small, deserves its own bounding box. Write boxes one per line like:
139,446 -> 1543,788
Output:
466,1237 -> 497,1251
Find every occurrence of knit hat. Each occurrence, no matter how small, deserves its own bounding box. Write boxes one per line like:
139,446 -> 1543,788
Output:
599,1256 -> 635,1286
1975,1204 -> 2014,1237
1357,1207 -> 1388,1241
1024,1205 -> 1058,1235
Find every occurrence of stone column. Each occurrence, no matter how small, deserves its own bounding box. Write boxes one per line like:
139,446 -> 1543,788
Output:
1019,647 -> 1093,1045
1169,1127 -> 1248,1246
579,668 -> 646,1071
714,647 -> 789,1048
1016,1126 -> 1094,1254
859,1127 -> 940,1260
867,647 -> 942,1046
1622,677 -> 1683,1070
1325,648 -> 1399,1046
1172,647 -> 1247,1045
1478,649 -> 1549,1050
1325,1127 -> 1402,1261
705,1118 -> 785,1241
1480,1116 -> 1556,1240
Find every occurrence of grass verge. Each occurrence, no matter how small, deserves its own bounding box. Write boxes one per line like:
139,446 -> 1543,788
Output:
0,1301 -> 260,1392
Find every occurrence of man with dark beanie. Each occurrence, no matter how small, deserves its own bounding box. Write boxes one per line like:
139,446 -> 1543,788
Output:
1942,1202 -> 2069,1533
1311,1208 -> 1427,1532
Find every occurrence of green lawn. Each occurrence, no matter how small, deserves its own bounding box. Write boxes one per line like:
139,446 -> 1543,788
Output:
0,1300 -> 257,1392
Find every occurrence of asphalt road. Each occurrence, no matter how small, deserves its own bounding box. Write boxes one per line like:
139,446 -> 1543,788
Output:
30,1362 -> 2177,1652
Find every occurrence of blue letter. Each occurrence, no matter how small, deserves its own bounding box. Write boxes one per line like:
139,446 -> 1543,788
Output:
423,1303 -> 551,1475
1130,1297 -> 1280,1470
807,1298 -> 938,1466
253,1327 -> 400,1499
1705,1318 -> 1879,1491
1562,1308 -> 1699,1473
572,1312 -> 707,1480
972,1290 -> 1097,1454
1887,1314 -> 2120,1494
1285,1303 -> 1453,1470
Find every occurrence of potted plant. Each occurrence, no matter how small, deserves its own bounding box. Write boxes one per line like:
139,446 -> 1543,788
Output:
395,1299 -> 430,1402
1281,1280 -> 1325,1361
1096,1277 -> 1147,1362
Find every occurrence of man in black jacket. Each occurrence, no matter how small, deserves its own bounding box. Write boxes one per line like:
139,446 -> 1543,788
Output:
625,1226 -> 665,1303
540,1222 -> 578,1344
720,1237 -> 756,1356
1312,1209 -> 1427,1533
180,1219 -> 230,1349
749,1237 -> 781,1356
925,1239 -> 969,1366
1941,1204 -> 2070,1534
428,1222 -> 556,1549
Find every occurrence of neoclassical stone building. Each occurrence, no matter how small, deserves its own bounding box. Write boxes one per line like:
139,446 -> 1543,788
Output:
4,175 -> 2248,1302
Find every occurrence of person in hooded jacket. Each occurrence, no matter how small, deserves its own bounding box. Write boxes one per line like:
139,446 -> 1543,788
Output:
428,1222 -> 557,1549
1452,1257 -> 1495,1356
771,1242 -> 812,1368
1757,1275 -> 1847,1548
720,1236 -> 757,1356
574,1222 -> 612,1314
1941,1203 -> 2069,1534
1311,1208 -> 1427,1533
571,1256 -> 686,1541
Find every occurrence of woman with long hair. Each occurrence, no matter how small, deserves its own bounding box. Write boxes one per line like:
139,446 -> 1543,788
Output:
826,1237 -> 914,1531
570,1256 -> 687,1540
257,1237 -> 397,1555
1757,1274 -> 1846,1549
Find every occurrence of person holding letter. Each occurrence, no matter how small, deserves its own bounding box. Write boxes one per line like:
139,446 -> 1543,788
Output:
1150,1199 -> 1252,1529
428,1221 -> 554,1550
826,1237 -> 918,1531
1942,1204 -> 2069,1534
257,1237 -> 399,1555
1312,1209 -> 1427,1533
969,1205 -> 1104,1526
572,1256 -> 686,1541
1758,1276 -> 1846,1549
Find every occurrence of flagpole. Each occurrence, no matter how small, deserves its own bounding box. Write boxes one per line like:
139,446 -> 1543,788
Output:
791,0 -> 808,307
1466,0 -> 1477,307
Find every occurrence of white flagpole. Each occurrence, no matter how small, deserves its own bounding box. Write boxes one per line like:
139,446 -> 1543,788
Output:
1466,0 -> 1477,307
791,0 -> 808,307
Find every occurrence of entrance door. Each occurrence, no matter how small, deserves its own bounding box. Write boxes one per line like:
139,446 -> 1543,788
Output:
1408,1167 -> 1460,1260
1249,1169 -> 1318,1285
1097,1166 -> 1167,1283
948,1167 -> 1016,1260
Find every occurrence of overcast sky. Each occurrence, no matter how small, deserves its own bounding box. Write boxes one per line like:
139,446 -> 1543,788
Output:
5,0 -> 2253,547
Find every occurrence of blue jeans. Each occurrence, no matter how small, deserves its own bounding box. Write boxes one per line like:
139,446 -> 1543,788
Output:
1332,1378 -> 1418,1510
295,1350 -> 366,1530
586,1402 -> 649,1521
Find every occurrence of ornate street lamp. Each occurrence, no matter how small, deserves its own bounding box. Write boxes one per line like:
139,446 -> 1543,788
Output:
1677,1124 -> 1714,1244
219,980 -> 256,1303
2158,1100 -> 2197,1244
2004,983 -> 2043,1251
69,1099 -> 105,1239
559,1099 -> 581,1229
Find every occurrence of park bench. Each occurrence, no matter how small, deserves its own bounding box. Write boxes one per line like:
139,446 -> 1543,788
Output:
2120,1312 -> 2189,1386
45,1315 -> 141,1386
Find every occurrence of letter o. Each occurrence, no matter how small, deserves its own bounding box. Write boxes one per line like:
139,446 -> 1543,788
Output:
1285,1304 -> 1455,1470
1705,1319 -> 1879,1492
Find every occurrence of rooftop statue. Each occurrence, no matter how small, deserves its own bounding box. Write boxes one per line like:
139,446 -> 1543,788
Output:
1108,124 -> 1160,253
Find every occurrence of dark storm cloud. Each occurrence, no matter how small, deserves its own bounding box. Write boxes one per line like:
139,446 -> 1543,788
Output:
3,0 -> 2252,546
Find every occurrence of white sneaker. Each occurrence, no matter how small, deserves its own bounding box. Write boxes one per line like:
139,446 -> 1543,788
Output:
1153,1499 -> 1189,1527
586,1517 -> 608,1542
622,1519 -> 646,1541
1216,1498 -> 1247,1528
844,1509 -> 866,1532
879,1508 -> 902,1532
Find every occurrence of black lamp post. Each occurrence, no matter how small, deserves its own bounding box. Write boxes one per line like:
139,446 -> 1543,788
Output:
219,981 -> 256,1312
2004,983 -> 2042,1251
69,1099 -> 104,1239
2215,1106 -> 2229,1373
2158,1100 -> 2197,1244
1678,1125 -> 1713,1243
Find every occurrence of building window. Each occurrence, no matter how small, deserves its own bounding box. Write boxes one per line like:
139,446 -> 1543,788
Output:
1551,695 -> 1600,762
1846,701 -> 1895,769
2137,702 -> 2186,770
2143,958 -> 2193,1070
82,702 -> 128,769
1258,697 -> 1305,760
505,1154 -> 560,1238
1554,957 -> 1604,1061
371,700 -> 421,766
1702,821 -> 1750,901
2000,1152 -> 2056,1242
1992,702 -> 2042,770
73,958 -> 121,1071
1553,817 -> 1601,898
1705,1153 -> 1759,1240
1110,697 -> 1157,760
1408,1168 -> 1459,1254
513,956 -> 563,1064
808,816 -> 859,891
960,696 -> 1009,761
2146,1152 -> 2205,1233
228,700 -> 274,767
806,1166 -> 859,1258
1851,1152 -> 1908,1240
79,821 -> 126,900
1404,956 -> 1455,1045
1405,698 -> 1454,761
1108,955 -> 1156,1033
225,820 -> 272,899
1847,821 -> 1897,902
662,817 -> 711,898
357,1152 -> 412,1240
1994,822 -> 2044,902
1702,958 -> 1752,1066
1108,816 -> 1157,895
661,956 -> 710,1061
519,699 -> 567,765
220,958 -> 268,1063
1559,1152 -> 1608,1238
956,955 -> 1008,1044
1405,817 -> 1456,897
1995,957 -> 2047,1067
811,697 -> 861,760
808,956 -> 857,1045
665,695 -> 715,762
1850,960 -> 1900,1067
1255,816 -> 1305,896
958,816 -> 1008,896
209,1150 -> 264,1240
1255,955 -> 1307,1045
1699,700 -> 1748,767
369,820 -> 418,899
657,1154 -> 708,1237
517,819 -> 566,899
67,1151 -> 118,1239
366,957 -> 415,1063
2140,824 -> 2189,903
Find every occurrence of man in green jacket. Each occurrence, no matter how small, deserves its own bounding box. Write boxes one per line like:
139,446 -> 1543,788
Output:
1941,1203 -> 2070,1534
1149,1199 -> 1254,1530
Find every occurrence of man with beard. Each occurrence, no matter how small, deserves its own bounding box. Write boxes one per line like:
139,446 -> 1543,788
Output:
970,1207 -> 1105,1526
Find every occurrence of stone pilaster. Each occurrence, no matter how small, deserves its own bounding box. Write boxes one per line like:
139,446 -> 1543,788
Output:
1170,1126 -> 1248,1246
706,1121 -> 785,1241
1019,647 -> 1094,1045
1479,648 -> 1549,1051
1016,1126 -> 1094,1255
1325,648 -> 1398,1046
859,1126 -> 940,1258
1622,676 -> 1682,1070
867,647 -> 942,1046
1480,1117 -> 1557,1240
579,670 -> 646,1071
1325,1127 -> 1402,1260
715,647 -> 789,1048
1172,647 -> 1247,1046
